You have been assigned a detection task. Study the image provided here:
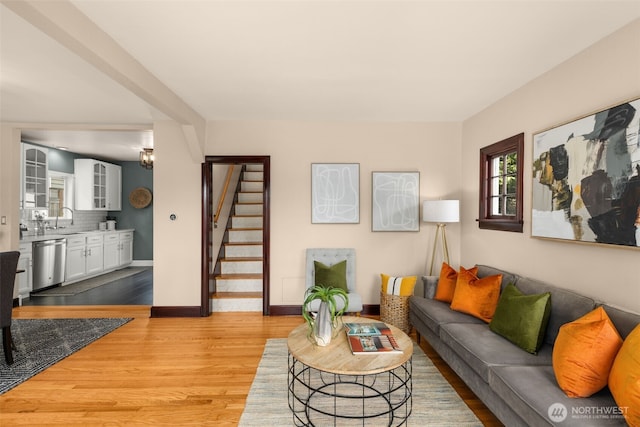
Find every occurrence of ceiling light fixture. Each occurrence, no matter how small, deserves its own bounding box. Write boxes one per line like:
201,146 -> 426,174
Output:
139,148 -> 154,169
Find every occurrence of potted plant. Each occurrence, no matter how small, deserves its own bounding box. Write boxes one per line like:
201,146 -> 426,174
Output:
302,285 -> 349,346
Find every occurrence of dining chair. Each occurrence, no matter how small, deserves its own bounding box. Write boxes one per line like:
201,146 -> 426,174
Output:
1,251 -> 20,364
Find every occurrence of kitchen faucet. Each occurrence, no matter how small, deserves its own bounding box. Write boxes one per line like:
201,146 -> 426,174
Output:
55,206 -> 74,229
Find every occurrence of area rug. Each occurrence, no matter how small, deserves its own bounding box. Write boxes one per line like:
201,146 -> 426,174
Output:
0,318 -> 131,394
31,267 -> 149,296
239,338 -> 482,426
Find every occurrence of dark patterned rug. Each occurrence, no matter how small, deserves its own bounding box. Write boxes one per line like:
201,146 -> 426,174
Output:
0,318 -> 131,394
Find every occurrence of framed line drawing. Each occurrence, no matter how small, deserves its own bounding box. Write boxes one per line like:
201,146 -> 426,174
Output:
532,97 -> 640,249
311,163 -> 360,224
372,171 -> 420,231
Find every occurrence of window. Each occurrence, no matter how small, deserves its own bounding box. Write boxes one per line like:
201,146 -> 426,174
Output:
479,133 -> 524,232
48,176 -> 65,218
47,172 -> 74,220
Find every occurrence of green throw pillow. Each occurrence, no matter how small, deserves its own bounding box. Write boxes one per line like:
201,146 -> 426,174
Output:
489,283 -> 551,354
314,260 -> 348,292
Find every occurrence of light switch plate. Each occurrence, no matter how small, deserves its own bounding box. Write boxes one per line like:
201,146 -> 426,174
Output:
0,216 -> 6,225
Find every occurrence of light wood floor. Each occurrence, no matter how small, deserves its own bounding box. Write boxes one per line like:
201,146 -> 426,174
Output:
1,307 -> 503,426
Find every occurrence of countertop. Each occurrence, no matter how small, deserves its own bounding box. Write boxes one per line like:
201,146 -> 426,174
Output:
20,229 -> 135,244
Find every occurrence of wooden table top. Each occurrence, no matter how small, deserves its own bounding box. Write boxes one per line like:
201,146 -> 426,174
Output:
287,316 -> 413,375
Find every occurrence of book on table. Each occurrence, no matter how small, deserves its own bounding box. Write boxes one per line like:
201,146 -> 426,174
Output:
344,322 -> 402,354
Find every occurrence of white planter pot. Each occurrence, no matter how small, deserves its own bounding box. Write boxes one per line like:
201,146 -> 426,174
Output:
313,301 -> 333,346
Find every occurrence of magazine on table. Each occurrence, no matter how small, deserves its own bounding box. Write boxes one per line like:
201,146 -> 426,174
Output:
344,322 -> 402,354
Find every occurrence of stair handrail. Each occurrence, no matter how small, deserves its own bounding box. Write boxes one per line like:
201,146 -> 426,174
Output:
214,165 -> 235,227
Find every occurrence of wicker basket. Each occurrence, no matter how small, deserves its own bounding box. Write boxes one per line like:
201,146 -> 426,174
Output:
380,292 -> 411,334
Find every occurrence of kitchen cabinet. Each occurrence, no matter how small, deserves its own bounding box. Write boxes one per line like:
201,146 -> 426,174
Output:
119,231 -> 133,266
16,242 -> 33,302
103,231 -> 133,269
65,234 -> 104,283
106,163 -> 122,210
21,143 -> 48,209
74,159 -> 122,211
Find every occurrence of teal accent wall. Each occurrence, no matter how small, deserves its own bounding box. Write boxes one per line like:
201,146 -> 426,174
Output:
109,162 -> 153,261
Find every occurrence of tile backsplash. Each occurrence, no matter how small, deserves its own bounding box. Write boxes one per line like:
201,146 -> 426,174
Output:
21,209 -> 107,236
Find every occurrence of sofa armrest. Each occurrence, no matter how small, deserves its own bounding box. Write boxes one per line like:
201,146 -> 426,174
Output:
419,275 -> 439,299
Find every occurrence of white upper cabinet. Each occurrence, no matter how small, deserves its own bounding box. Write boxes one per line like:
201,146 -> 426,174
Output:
21,143 -> 48,209
106,162 -> 122,210
74,159 -> 122,211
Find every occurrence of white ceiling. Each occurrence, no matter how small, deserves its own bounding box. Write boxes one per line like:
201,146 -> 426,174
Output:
2,1 -> 640,160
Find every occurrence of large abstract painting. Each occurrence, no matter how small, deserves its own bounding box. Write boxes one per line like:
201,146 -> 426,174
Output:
311,163 -> 359,223
372,172 -> 420,231
532,98 -> 640,248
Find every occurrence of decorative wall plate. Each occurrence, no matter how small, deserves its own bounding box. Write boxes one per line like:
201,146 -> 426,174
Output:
129,187 -> 152,209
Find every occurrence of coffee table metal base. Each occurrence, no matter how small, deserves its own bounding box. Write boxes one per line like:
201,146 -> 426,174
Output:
288,353 -> 412,426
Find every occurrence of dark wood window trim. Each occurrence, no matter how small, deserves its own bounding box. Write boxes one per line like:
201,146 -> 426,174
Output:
479,133 -> 524,232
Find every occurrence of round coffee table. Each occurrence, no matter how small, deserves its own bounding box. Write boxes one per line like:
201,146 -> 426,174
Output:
287,316 -> 413,426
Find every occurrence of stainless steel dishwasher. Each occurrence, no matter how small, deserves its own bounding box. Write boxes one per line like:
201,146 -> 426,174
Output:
32,238 -> 67,291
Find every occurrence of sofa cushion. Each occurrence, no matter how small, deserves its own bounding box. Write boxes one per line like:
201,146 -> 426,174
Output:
516,277 -> 596,345
434,263 -> 478,303
420,275 -> 438,299
553,307 -> 623,398
409,297 -> 483,336
475,264 -> 520,291
609,324 -> 640,427
489,283 -> 551,354
440,323 -> 553,383
490,365 -> 624,426
450,269 -> 502,323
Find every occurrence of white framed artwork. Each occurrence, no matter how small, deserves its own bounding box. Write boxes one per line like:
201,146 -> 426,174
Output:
311,163 -> 360,224
372,172 -> 420,231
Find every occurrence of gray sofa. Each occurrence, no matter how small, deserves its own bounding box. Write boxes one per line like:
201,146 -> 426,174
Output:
409,265 -> 639,427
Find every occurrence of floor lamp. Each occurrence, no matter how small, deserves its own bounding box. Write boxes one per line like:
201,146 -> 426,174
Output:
423,200 -> 460,275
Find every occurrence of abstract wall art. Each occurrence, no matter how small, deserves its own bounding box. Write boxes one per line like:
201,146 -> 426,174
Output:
311,163 -> 360,224
532,97 -> 640,249
371,172 -> 420,231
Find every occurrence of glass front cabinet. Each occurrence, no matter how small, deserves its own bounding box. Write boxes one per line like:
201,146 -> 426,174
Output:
74,159 -> 122,211
21,143 -> 48,209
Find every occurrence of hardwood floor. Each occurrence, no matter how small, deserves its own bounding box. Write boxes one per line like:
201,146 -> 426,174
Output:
1,308 -> 503,426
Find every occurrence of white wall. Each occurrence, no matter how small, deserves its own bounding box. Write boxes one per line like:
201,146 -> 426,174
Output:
0,124 -> 22,251
461,20 -> 640,313
207,120 -> 462,306
211,164 -> 241,263
152,121 -> 203,306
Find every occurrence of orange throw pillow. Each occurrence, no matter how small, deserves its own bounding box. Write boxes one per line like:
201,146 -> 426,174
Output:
449,269 -> 502,322
434,263 -> 478,303
553,307 -> 623,398
609,324 -> 640,426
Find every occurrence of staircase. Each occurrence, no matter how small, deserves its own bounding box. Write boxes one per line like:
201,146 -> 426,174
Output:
210,164 -> 264,312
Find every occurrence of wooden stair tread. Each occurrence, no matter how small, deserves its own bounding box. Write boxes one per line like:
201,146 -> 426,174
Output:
229,227 -> 263,231
224,242 -> 262,246
221,257 -> 262,262
211,291 -> 263,299
214,273 -> 263,280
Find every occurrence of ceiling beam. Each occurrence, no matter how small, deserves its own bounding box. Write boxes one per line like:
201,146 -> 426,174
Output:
2,0 -> 205,160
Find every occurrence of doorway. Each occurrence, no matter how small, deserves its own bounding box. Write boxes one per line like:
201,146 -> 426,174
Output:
202,156 -> 270,316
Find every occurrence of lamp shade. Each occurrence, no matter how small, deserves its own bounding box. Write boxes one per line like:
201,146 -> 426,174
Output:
423,200 -> 459,223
